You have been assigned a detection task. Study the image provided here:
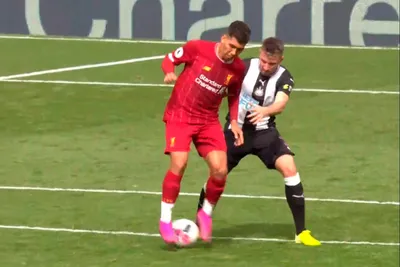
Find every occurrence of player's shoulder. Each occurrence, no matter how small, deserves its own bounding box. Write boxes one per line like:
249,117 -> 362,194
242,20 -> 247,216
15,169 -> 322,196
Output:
182,39 -> 212,50
242,57 -> 258,68
278,65 -> 295,85
232,57 -> 253,73
232,58 -> 245,70
187,39 -> 216,49
187,40 -> 217,57
235,57 -> 258,75
184,39 -> 200,48
279,65 -> 294,80
195,39 -> 216,45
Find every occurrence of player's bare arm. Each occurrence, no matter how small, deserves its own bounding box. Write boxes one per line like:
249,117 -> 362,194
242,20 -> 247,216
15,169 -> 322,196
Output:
248,91 -> 289,124
230,120 -> 243,146
229,93 -> 244,146
228,74 -> 245,146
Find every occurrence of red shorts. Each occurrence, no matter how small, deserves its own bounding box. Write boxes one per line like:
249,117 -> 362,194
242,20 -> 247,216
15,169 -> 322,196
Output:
164,122 -> 227,158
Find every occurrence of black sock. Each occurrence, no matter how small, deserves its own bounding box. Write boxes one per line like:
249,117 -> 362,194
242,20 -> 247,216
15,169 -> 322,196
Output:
285,182 -> 305,235
197,187 -> 206,211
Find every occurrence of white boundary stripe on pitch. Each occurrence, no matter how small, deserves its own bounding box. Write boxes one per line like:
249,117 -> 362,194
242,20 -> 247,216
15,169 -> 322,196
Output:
0,35 -> 399,51
0,55 -> 164,81
0,224 -> 398,246
1,79 -> 399,95
1,186 -> 398,206
0,44 -> 259,81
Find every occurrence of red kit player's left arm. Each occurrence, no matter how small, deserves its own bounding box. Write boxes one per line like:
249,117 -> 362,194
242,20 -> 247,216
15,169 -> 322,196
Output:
227,71 -> 245,123
227,67 -> 245,146
228,87 -> 239,123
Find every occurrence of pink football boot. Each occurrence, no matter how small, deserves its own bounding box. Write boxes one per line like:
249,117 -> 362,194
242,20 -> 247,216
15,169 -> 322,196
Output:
159,221 -> 178,244
196,209 -> 212,242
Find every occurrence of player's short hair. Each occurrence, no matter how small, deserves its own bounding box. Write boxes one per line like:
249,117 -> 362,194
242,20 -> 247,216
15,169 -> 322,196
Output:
261,37 -> 285,55
227,20 -> 251,45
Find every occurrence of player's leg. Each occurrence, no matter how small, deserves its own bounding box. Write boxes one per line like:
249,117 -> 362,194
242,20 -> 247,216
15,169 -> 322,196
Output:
161,151 -> 189,222
159,122 -> 193,244
255,132 -> 320,246
194,124 -> 229,242
274,154 -> 320,246
274,154 -> 305,235
197,129 -> 251,212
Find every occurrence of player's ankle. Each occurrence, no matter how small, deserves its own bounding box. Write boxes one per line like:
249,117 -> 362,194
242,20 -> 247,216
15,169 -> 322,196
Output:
161,201 -> 174,223
296,228 -> 306,235
160,218 -> 172,224
202,199 -> 214,216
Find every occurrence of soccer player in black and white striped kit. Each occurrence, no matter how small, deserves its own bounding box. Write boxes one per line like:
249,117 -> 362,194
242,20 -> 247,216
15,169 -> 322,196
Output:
197,37 -> 321,246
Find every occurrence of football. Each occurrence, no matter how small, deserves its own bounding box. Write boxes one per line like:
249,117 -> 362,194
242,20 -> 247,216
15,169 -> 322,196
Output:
172,218 -> 199,247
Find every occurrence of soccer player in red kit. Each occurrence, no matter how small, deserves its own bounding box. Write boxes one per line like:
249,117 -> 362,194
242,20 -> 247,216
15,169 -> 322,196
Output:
159,21 -> 251,244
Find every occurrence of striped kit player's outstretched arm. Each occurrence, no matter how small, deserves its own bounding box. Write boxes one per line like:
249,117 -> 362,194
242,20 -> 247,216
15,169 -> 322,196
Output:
158,21 -> 251,245
197,37 -> 321,246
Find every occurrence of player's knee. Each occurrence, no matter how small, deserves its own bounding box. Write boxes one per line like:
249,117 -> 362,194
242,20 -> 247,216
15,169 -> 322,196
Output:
275,155 -> 297,177
281,166 -> 297,178
170,161 -> 187,176
210,165 -> 228,179
169,153 -> 189,175
206,151 -> 228,179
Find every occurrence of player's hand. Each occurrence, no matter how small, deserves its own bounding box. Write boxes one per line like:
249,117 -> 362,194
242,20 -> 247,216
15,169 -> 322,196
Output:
247,105 -> 267,124
230,121 -> 244,146
164,72 -> 178,84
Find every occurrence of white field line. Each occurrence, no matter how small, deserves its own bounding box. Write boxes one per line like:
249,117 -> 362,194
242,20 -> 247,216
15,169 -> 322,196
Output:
0,35 -> 399,50
0,55 -> 164,81
0,224 -> 398,247
0,44 -> 259,81
0,186 -> 399,206
1,79 -> 399,95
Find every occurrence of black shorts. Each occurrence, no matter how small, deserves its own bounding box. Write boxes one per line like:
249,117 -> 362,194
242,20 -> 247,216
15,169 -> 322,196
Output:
225,127 -> 295,171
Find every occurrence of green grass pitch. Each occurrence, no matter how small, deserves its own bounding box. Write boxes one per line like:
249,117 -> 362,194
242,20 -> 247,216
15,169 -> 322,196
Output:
0,36 -> 398,267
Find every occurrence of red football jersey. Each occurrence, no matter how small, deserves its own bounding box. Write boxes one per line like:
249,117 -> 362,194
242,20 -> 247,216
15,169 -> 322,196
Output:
161,40 -> 245,125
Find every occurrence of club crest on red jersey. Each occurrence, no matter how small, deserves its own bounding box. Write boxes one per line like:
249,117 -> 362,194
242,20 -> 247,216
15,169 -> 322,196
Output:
224,74 -> 233,85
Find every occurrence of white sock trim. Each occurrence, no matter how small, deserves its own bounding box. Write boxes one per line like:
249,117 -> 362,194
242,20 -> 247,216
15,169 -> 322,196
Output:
202,199 -> 214,216
284,172 -> 301,186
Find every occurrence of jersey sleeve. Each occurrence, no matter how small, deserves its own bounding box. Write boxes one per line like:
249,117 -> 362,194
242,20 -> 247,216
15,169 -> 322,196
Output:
276,70 -> 295,96
161,40 -> 198,74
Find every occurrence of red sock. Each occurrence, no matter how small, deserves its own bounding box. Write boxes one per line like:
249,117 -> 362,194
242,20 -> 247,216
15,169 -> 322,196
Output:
205,176 -> 227,205
162,170 -> 183,203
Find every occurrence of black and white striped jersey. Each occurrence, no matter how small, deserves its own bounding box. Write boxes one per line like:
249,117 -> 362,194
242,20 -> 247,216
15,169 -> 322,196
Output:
226,58 -> 295,131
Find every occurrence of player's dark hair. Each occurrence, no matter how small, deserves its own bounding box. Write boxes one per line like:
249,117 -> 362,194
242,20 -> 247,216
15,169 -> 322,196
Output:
262,37 -> 284,55
227,20 -> 251,45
